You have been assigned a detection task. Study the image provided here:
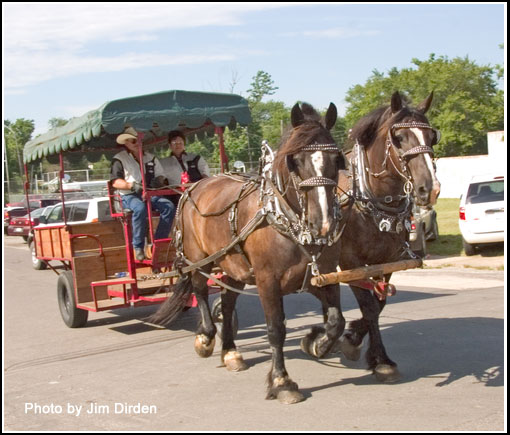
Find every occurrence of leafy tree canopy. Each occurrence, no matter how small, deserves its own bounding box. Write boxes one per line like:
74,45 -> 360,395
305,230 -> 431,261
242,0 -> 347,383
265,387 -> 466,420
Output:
344,54 -> 504,156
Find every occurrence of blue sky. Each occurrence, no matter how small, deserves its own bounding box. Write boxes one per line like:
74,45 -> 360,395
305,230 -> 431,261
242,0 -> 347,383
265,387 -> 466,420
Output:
3,3 -> 505,137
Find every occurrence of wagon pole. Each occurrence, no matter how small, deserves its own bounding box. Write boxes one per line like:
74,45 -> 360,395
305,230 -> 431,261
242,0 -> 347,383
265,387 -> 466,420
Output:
311,259 -> 423,287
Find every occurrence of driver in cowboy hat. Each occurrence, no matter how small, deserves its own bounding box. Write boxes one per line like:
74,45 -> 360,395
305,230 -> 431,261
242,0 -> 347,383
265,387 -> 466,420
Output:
110,127 -> 176,261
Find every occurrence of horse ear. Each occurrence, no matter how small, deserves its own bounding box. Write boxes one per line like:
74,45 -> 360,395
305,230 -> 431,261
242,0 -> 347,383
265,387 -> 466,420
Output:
391,91 -> 403,114
417,91 -> 434,114
291,103 -> 305,128
325,103 -> 337,130
286,154 -> 297,173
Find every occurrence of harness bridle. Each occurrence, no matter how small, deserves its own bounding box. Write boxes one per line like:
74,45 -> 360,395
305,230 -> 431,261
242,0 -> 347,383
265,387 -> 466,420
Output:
351,120 -> 438,235
370,122 -> 436,182
260,141 -> 342,247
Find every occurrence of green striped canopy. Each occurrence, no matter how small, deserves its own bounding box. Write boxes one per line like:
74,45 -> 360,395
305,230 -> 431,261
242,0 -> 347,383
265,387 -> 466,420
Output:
24,90 -> 251,163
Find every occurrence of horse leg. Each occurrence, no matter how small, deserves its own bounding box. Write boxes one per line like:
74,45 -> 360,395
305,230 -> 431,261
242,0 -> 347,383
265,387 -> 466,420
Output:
338,283 -> 385,361
220,278 -> 248,372
259,285 -> 304,405
193,269 -> 217,358
345,285 -> 400,382
301,285 -> 345,358
340,273 -> 391,360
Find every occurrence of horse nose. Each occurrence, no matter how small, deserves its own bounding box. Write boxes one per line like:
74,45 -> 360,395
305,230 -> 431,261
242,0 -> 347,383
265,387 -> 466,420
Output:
416,185 -> 429,203
308,219 -> 333,238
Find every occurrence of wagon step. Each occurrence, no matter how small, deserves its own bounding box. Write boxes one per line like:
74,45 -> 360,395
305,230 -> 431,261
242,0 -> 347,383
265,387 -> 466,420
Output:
91,277 -> 136,286
311,259 -> 422,287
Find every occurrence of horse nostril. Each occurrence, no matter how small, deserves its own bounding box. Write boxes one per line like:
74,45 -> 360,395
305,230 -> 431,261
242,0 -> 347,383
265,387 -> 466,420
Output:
417,185 -> 429,201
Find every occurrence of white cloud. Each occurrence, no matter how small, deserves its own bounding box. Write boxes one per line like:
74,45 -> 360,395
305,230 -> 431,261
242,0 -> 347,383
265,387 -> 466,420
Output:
4,51 -> 237,92
303,28 -> 380,38
281,27 -> 380,39
2,3 -> 285,92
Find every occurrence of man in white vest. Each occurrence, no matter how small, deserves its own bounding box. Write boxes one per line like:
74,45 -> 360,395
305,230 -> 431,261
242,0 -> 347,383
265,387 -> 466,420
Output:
110,127 -> 176,261
159,130 -> 210,207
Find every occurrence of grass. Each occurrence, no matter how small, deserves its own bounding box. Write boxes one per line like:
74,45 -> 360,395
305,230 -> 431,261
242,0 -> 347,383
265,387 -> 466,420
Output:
427,198 -> 463,256
427,198 -> 504,258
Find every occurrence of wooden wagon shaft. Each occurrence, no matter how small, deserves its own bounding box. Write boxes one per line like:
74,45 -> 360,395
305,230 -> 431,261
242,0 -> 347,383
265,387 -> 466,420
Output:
311,258 -> 423,287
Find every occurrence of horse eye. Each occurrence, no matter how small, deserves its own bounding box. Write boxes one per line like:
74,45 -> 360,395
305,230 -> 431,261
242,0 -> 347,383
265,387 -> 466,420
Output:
394,133 -> 405,143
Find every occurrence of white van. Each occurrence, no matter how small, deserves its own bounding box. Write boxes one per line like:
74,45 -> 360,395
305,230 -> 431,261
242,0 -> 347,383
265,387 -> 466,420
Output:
459,174 -> 505,255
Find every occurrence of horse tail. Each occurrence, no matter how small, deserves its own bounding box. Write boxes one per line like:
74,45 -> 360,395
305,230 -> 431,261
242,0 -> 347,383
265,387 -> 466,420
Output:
146,273 -> 194,326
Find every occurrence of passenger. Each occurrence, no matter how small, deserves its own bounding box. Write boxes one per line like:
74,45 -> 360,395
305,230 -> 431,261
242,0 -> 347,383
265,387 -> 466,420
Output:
111,127 -> 176,261
159,130 -> 210,207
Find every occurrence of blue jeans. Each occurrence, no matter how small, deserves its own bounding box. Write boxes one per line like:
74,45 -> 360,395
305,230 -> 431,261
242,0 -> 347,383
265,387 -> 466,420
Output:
121,194 -> 176,250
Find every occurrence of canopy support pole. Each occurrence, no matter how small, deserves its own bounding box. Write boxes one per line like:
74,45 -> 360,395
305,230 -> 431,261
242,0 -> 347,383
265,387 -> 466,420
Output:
216,127 -> 228,173
59,152 -> 68,225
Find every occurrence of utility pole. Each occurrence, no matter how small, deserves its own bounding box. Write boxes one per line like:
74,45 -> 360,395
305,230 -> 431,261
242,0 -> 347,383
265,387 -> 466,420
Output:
3,125 -> 17,203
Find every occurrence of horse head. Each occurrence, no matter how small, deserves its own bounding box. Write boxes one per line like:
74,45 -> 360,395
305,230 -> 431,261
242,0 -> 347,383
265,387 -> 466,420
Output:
351,91 -> 441,207
386,91 -> 441,206
275,102 -> 346,241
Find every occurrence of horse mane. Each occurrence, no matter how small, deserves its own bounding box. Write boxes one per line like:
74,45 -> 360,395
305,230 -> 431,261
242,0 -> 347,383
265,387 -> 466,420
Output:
273,103 -> 333,174
349,102 -> 429,148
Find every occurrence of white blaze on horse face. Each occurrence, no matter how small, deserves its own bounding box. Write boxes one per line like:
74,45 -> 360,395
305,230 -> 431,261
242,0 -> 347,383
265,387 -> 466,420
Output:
410,128 -> 441,204
311,151 -> 330,235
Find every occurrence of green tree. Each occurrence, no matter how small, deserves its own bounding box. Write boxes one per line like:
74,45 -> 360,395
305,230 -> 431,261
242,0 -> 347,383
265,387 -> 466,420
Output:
247,70 -> 279,104
344,54 -> 504,157
4,119 -> 35,177
48,117 -> 69,129
245,71 -> 285,167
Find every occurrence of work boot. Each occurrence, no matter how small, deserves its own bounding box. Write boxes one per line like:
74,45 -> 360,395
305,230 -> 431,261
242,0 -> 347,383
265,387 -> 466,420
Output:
134,248 -> 146,261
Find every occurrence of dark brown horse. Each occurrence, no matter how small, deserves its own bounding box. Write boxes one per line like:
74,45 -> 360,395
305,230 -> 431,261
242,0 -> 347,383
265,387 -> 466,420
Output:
322,91 -> 441,381
149,102 -> 346,404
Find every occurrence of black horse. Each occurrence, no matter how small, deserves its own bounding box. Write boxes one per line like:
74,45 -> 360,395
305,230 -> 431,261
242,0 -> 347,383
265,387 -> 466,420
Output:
321,91 -> 441,381
149,102 -> 346,404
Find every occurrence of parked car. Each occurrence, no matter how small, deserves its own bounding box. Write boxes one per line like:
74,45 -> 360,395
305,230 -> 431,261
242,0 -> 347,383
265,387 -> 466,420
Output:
4,206 -> 26,234
4,198 -> 61,233
459,174 -> 504,256
409,203 -> 439,257
7,207 -> 46,241
28,197 -> 114,270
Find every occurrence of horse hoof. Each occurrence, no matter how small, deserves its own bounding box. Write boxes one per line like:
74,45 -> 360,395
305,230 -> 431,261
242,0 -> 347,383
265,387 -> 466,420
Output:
194,334 -> 215,358
300,335 -> 318,358
277,390 -> 305,405
374,364 -> 401,383
339,336 -> 362,361
222,350 -> 248,372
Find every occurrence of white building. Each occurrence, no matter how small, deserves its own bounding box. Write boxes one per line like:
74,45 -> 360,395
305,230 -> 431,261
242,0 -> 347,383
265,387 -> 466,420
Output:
435,131 -> 505,198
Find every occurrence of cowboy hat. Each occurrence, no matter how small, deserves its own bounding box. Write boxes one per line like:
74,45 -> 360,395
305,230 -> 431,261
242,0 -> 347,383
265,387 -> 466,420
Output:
116,127 -> 138,145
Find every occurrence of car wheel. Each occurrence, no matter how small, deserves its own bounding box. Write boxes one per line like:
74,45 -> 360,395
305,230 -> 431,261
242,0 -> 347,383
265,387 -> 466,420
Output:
30,242 -> 47,270
428,216 -> 439,241
57,270 -> 88,328
413,227 -> 427,258
463,238 -> 476,256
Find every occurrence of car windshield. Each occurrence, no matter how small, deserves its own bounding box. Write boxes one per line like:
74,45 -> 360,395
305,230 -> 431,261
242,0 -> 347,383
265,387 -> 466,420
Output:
26,208 -> 45,218
46,204 -> 72,224
466,180 -> 504,204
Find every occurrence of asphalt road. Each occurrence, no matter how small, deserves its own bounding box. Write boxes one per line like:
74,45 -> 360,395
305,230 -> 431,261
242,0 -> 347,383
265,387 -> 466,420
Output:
3,236 -> 505,431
